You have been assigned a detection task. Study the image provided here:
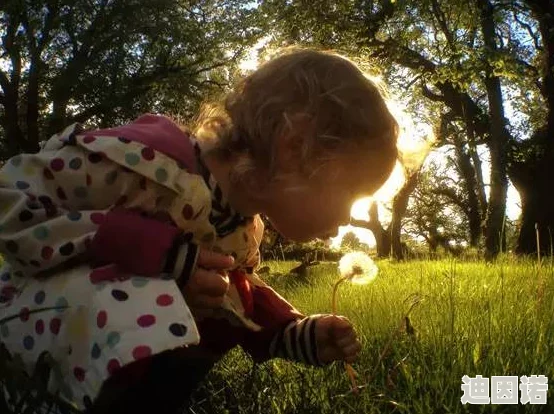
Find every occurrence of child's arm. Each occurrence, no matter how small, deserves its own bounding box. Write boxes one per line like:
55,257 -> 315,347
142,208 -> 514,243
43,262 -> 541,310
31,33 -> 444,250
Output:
89,210 -> 233,308
87,208 -> 198,283
237,249 -> 360,366
239,284 -> 324,365
242,287 -> 361,366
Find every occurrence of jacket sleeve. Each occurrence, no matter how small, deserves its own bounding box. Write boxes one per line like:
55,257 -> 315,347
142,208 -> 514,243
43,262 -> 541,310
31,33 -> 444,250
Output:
0,127 -> 197,283
239,281 -> 326,366
230,221 -> 326,366
88,209 -> 200,285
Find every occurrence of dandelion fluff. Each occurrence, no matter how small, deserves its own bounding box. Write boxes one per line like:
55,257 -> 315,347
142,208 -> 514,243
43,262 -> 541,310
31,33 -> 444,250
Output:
338,252 -> 378,285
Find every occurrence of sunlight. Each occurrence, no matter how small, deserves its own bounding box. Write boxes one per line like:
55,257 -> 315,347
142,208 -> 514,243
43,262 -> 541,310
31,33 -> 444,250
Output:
351,198 -> 372,222
238,36 -> 272,73
337,86 -> 434,249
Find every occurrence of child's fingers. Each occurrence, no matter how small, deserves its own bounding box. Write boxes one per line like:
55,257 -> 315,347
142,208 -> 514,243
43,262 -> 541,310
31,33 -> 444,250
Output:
196,249 -> 235,270
190,268 -> 230,296
330,315 -> 352,328
342,342 -> 362,357
335,332 -> 358,349
329,316 -> 356,335
182,268 -> 229,309
332,325 -> 357,344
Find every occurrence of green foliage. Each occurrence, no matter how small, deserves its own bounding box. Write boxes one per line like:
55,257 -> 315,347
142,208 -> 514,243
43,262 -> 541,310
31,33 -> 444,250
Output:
190,258 -> 554,413
0,0 -> 263,157
340,231 -> 372,253
2,258 -> 554,412
405,160 -> 473,253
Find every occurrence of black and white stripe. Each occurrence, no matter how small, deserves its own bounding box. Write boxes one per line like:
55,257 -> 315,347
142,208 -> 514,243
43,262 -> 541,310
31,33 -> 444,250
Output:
163,234 -> 199,288
269,316 -> 324,366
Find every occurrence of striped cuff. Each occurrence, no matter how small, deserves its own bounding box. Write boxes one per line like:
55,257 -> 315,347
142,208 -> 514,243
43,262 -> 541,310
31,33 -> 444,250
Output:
269,315 -> 325,366
163,235 -> 199,289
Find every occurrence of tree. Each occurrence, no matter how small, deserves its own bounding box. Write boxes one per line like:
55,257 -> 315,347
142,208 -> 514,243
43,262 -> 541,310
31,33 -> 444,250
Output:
477,0 -> 510,259
0,0 -> 261,158
405,160 -> 473,254
260,0 -> 551,258
506,0 -> 554,255
340,231 -> 371,252
349,169 -> 421,260
438,112 -> 487,247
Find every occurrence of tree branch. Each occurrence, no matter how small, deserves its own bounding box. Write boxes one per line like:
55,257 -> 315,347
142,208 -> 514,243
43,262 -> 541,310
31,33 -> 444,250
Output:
512,9 -> 542,50
368,38 -> 437,72
421,83 -> 445,101
431,187 -> 470,216
430,0 -> 455,45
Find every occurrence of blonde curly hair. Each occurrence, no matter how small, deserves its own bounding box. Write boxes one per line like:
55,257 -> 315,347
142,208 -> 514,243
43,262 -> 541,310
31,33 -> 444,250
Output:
194,48 -> 398,193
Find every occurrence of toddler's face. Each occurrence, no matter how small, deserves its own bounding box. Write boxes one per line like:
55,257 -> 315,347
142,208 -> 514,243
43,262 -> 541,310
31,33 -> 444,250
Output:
261,156 -> 379,242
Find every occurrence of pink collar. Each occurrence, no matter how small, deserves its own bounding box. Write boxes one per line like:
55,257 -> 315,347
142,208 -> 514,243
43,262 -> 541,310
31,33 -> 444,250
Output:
89,114 -> 197,172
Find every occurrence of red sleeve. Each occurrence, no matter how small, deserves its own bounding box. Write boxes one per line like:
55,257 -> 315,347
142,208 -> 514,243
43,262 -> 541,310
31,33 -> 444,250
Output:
239,284 -> 304,362
89,209 -> 181,276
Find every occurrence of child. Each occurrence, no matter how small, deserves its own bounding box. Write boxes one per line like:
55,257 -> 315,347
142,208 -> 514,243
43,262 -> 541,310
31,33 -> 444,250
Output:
0,48 -> 398,413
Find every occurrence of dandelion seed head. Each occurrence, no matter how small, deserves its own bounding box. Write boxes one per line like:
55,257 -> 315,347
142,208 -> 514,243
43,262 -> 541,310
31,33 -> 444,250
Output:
338,251 -> 378,285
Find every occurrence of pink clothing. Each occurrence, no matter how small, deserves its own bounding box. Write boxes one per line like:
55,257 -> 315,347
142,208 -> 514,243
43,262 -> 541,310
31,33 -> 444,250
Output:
91,114 -> 197,172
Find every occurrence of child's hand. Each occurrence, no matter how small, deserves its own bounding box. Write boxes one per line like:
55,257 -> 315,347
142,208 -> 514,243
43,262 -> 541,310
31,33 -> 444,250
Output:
181,249 -> 234,309
315,315 -> 361,364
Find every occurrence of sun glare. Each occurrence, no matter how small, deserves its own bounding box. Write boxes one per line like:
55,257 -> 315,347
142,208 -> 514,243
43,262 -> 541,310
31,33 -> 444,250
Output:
333,82 -> 434,249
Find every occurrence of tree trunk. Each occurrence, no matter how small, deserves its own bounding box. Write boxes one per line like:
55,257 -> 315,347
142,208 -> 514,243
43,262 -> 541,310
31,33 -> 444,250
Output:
469,142 -> 488,221
47,97 -> 70,138
2,88 -> 26,156
26,59 -> 41,153
453,134 -> 482,246
478,0 -> 509,260
390,171 -> 420,259
352,171 -> 420,259
513,0 -> 554,255
368,201 -> 391,258
516,178 -> 554,256
352,201 -> 391,257
463,97 -> 488,231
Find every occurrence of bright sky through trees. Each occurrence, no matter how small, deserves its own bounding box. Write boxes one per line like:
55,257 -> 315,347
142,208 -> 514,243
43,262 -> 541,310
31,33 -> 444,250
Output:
238,39 -> 522,249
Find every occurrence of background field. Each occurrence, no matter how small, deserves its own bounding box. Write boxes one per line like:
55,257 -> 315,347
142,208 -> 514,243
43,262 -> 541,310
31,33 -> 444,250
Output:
188,258 -> 554,414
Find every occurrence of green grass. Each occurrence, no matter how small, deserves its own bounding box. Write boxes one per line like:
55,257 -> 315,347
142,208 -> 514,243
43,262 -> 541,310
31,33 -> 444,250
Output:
188,258 -> 554,414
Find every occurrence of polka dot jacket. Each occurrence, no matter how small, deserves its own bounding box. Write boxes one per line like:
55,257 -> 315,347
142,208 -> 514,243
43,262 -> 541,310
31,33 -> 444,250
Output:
0,115 -> 324,410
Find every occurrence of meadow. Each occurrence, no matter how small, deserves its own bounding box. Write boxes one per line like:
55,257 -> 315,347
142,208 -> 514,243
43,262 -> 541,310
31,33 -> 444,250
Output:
187,258 -> 554,414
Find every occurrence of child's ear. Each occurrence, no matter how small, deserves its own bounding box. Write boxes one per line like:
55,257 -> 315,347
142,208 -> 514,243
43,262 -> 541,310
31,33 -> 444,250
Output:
275,114 -> 313,173
230,154 -> 271,194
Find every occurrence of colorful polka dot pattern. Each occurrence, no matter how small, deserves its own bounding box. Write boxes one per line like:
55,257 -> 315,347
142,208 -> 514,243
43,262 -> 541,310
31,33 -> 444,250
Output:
0,271 -> 200,410
0,126 -> 268,410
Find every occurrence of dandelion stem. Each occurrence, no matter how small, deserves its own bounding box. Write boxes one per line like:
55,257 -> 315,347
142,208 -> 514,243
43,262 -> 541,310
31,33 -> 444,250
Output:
331,276 -> 349,315
331,275 -> 359,395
